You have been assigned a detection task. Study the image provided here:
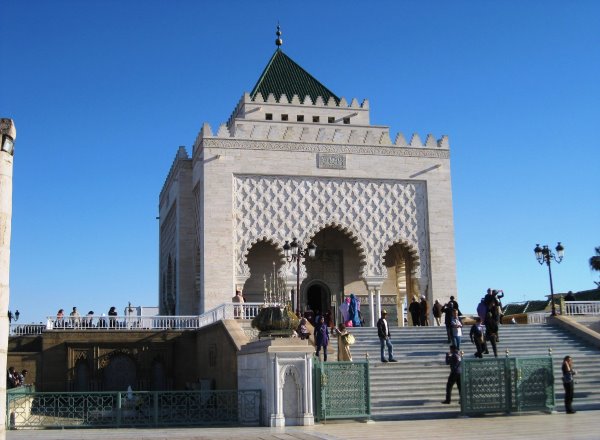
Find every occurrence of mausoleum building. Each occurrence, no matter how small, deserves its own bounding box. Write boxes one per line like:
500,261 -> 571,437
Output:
159,40 -> 457,326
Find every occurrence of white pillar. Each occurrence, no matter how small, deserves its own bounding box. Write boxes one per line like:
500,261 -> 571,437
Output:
369,288 -> 375,327
0,118 -> 16,440
376,288 -> 382,320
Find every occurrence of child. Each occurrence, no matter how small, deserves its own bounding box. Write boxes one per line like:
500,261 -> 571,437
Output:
469,317 -> 486,358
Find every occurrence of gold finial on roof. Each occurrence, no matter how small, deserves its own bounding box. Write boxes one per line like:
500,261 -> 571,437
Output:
275,24 -> 283,47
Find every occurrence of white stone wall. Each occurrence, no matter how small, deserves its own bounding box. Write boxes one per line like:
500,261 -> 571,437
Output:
192,131 -> 455,311
160,92 -> 457,315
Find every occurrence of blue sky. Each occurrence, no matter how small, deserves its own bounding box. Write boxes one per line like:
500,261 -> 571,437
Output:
1,0 -> 599,323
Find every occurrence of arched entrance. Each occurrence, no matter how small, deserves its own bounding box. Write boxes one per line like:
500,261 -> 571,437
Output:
382,242 -> 420,326
102,354 -> 137,391
306,282 -> 331,316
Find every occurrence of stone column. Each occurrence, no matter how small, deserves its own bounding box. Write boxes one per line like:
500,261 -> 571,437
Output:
364,277 -> 385,324
375,287 -> 382,319
0,118 -> 16,440
368,288 -> 375,327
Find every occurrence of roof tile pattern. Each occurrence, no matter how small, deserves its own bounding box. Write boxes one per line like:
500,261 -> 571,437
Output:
250,49 -> 339,105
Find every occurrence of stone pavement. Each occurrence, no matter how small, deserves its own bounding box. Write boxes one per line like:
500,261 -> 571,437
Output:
7,410 -> 599,440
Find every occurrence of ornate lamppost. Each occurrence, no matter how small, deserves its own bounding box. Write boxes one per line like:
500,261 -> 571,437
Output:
283,238 -> 316,315
7,310 -> 19,324
534,242 -> 564,316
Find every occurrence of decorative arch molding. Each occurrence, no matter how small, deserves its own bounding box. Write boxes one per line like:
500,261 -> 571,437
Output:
279,364 -> 301,388
233,174 -> 429,281
98,348 -> 139,371
306,221 -> 368,276
380,239 -> 421,272
241,236 -> 286,277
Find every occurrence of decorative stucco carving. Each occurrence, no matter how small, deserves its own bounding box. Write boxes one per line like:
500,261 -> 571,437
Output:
204,138 -> 450,159
233,175 -> 429,280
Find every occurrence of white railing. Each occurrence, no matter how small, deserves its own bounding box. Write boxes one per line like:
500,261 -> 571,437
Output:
563,301 -> 600,316
527,312 -> 548,324
9,324 -> 46,336
9,303 -> 265,336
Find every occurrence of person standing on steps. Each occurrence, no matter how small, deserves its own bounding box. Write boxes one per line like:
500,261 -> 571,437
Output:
450,308 -> 463,350
469,317 -> 486,358
419,296 -> 429,326
377,310 -> 397,363
315,316 -> 329,362
433,299 -> 443,326
408,297 -> 420,326
562,355 -> 577,414
442,345 -> 462,404
332,323 -> 353,361
485,310 -> 498,357
442,296 -> 460,343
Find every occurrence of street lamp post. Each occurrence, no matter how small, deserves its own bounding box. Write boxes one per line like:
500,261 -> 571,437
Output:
7,310 -> 19,324
534,242 -> 564,316
283,238 -> 316,315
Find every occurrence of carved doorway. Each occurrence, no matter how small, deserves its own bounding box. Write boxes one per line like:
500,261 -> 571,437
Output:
102,354 -> 137,391
306,282 -> 331,317
74,360 -> 90,391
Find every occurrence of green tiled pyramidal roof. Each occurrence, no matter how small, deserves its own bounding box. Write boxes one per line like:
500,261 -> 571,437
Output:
251,49 -> 339,104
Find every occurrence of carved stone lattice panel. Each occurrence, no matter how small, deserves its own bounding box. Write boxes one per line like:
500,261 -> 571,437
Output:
234,175 -> 429,280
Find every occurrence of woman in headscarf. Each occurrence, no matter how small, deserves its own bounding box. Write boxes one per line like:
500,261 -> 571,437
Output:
332,323 -> 353,361
348,294 -> 362,327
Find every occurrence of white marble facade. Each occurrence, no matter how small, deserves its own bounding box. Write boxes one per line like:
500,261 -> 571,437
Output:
159,58 -> 457,324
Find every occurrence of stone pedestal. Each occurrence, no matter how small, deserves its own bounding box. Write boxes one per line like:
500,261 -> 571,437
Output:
237,338 -> 314,427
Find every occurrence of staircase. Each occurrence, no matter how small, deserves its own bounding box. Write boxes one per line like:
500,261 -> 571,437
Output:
237,321 -> 600,419
335,324 -> 600,420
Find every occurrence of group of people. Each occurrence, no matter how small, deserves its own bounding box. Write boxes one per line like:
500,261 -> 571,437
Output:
7,367 -> 28,389
55,306 -> 119,328
470,288 -> 505,358
302,311 -> 354,362
408,296 -> 429,326
339,294 -> 363,327
440,289 -> 578,414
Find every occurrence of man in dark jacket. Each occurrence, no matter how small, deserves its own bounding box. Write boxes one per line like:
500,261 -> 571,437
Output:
442,345 -> 462,404
408,297 -> 421,326
377,310 -> 397,363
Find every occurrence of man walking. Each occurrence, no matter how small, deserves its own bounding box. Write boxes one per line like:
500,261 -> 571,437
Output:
377,310 -> 397,363
442,345 -> 462,404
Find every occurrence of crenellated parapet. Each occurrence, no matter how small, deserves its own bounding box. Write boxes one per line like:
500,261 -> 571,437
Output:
159,146 -> 190,202
191,91 -> 450,154
183,92 -> 449,151
226,92 -> 369,127
194,121 -> 449,151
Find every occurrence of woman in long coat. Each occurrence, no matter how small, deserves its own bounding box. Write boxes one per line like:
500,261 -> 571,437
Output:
315,316 -> 330,361
333,323 -> 353,361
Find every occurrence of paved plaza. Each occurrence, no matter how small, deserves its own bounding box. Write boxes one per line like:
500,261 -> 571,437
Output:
7,410 -> 599,440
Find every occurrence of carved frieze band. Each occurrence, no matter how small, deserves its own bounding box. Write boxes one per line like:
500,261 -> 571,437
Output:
233,175 -> 429,280
204,138 -> 449,159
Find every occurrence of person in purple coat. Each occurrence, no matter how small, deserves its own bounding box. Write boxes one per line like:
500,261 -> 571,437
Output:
315,316 -> 330,361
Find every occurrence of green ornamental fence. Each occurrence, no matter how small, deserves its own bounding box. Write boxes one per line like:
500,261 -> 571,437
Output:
6,389 -> 261,429
313,360 -> 370,422
461,356 -> 555,415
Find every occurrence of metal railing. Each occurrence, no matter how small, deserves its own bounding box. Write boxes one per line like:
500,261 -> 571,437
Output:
7,389 -> 261,429
10,303 -> 264,336
313,360 -> 370,422
563,301 -> 600,316
461,356 -> 554,415
527,313 -> 548,324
